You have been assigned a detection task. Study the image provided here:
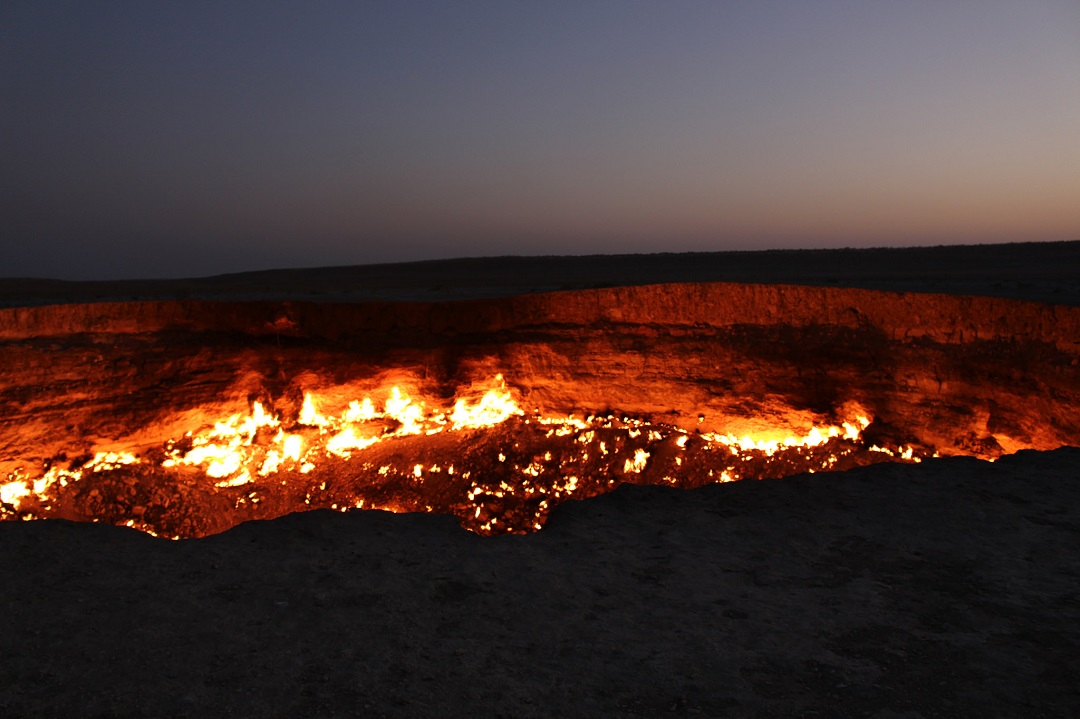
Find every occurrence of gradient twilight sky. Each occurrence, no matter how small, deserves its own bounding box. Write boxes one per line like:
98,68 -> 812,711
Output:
3,1 -> 1079,280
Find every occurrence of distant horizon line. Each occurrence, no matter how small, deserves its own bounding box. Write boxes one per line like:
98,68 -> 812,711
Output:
5,238 -> 1077,285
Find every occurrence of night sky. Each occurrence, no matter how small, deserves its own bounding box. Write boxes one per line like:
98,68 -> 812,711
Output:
4,1 -> 1079,280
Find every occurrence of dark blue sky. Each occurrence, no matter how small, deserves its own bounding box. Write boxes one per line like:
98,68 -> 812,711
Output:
3,1 -> 1079,279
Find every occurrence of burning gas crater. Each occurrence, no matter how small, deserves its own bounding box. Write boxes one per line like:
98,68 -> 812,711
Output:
0,374 -> 921,538
1,283 -> 1077,539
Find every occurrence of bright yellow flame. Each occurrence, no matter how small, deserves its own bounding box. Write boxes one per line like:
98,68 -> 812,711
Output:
282,434 -> 303,461
343,397 -> 377,423
0,480 -> 30,508
384,387 -> 424,434
701,413 -> 871,456
624,448 -> 650,474
83,452 -> 139,471
450,376 -> 523,429
298,394 -> 329,427
326,427 -> 377,458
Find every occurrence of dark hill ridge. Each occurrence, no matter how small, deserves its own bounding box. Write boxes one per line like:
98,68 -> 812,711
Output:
3,239 -> 1079,307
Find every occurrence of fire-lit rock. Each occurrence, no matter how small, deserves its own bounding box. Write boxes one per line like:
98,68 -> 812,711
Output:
1,282 -> 1078,538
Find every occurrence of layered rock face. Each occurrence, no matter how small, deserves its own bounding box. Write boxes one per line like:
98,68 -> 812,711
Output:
1,283 -> 1078,537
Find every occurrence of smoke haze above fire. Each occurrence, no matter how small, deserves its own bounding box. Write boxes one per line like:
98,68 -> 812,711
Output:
3,1 -> 1079,280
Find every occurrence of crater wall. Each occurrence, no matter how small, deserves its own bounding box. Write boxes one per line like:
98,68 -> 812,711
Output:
2,282 -> 1077,472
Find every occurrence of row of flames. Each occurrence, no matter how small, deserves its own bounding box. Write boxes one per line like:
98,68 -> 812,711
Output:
161,376 -> 524,488
1,375 -> 524,508
1,374 -> 922,534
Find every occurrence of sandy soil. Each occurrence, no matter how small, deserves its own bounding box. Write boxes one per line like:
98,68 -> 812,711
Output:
2,243 -> 1079,717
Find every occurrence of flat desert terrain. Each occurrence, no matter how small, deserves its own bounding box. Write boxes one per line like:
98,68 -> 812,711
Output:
4,240 -> 1079,307
1,241 -> 1078,718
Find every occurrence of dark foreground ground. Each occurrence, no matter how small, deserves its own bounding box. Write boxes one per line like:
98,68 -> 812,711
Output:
1,450 -> 1078,718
